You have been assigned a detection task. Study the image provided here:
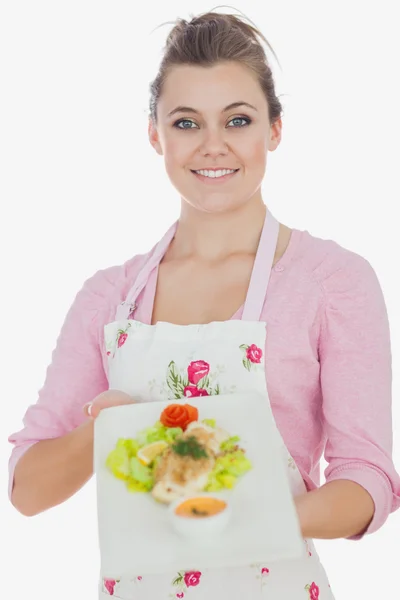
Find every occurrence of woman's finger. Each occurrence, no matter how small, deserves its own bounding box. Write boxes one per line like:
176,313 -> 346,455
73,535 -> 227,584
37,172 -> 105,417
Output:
83,392 -> 134,419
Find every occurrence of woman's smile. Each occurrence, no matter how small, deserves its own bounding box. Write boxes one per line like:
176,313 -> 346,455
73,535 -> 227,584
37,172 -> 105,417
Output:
190,168 -> 240,184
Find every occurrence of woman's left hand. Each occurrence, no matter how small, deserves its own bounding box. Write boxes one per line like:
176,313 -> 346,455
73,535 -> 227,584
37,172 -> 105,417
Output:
295,480 -> 375,539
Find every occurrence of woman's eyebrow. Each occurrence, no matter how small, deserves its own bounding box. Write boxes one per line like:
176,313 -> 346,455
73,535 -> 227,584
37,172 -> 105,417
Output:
167,101 -> 258,118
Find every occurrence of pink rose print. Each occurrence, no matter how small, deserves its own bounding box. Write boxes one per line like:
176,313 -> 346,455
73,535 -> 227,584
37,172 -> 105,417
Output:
240,343 -> 263,371
167,361 -> 220,398
118,332 -> 128,347
261,567 -> 269,576
107,351 -> 111,356
171,570 -> 202,597
187,360 -> 210,385
103,579 -> 117,595
246,344 -> 262,363
305,582 -> 320,600
184,571 -> 202,587
115,323 -> 131,349
309,582 -> 319,600
184,386 -> 210,398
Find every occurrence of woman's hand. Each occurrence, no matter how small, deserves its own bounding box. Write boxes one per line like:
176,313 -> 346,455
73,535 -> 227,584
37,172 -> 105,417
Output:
12,390 -> 134,516
84,389 -> 135,419
294,480 -> 375,539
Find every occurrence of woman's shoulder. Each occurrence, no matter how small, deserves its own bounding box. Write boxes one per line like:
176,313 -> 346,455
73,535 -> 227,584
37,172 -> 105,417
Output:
285,228 -> 388,333
78,250 -> 153,311
290,227 -> 379,293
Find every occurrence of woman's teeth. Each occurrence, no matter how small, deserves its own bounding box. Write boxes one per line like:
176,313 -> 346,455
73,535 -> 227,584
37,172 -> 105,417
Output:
194,169 -> 237,178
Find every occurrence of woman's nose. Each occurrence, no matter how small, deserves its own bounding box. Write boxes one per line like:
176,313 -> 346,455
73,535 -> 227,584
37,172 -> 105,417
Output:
199,128 -> 229,158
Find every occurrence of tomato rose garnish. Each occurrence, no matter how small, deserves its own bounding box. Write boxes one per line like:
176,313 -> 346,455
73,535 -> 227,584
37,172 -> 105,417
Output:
160,403 -> 198,431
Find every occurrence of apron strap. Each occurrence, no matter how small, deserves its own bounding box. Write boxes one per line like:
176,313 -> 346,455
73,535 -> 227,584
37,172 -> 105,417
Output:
116,221 -> 177,321
241,209 -> 280,322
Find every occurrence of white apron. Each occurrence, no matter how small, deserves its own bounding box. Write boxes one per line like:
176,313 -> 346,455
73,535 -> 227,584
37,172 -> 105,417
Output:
99,210 -> 334,599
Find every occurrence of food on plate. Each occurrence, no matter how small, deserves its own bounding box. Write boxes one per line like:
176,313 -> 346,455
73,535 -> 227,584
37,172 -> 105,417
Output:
174,496 -> 227,518
105,404 -> 252,502
137,440 -> 169,466
160,403 -> 199,430
169,493 -> 232,537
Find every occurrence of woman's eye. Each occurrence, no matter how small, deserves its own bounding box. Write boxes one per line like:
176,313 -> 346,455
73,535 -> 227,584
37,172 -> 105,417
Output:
227,117 -> 251,127
175,119 -> 198,129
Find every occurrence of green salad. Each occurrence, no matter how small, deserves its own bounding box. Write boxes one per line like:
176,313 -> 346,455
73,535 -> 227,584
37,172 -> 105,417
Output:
106,418 -> 252,494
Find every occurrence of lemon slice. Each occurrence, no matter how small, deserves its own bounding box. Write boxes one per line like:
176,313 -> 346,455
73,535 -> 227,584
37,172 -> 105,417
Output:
137,441 -> 169,466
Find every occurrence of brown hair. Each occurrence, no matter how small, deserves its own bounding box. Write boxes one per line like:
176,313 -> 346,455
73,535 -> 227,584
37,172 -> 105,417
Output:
149,8 -> 283,126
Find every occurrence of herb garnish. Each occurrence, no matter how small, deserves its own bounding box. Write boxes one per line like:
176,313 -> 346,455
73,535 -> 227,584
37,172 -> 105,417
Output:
191,507 -> 208,516
172,436 -> 208,460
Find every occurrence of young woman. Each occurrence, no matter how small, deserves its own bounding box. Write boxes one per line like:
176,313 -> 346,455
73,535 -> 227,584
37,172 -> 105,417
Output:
8,10 -> 400,600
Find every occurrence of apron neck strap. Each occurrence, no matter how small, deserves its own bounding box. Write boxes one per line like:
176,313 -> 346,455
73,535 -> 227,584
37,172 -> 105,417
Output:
241,209 -> 280,322
116,221 -> 178,321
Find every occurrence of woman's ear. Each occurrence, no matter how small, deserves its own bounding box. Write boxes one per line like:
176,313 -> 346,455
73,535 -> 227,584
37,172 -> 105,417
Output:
268,117 -> 283,152
148,118 -> 163,155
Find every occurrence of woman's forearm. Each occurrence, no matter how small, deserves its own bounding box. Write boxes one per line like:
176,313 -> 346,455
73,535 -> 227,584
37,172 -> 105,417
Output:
11,419 -> 94,517
295,479 -> 375,539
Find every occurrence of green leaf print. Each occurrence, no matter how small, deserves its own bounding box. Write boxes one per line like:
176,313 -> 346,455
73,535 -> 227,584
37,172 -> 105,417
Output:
166,361 -> 185,399
172,572 -> 184,586
242,358 -> 251,371
239,344 -> 249,351
197,375 -> 210,390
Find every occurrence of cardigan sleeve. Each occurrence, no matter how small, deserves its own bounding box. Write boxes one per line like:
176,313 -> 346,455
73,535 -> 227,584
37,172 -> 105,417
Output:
7,268 -> 117,499
318,252 -> 400,538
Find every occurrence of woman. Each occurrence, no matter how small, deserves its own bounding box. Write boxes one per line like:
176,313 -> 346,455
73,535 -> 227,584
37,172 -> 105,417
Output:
8,10 -> 400,600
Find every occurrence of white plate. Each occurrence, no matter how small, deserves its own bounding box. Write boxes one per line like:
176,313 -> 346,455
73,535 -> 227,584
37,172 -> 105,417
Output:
94,392 -> 305,578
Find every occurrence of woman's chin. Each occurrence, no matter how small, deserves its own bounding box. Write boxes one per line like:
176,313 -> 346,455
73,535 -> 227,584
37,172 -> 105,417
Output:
181,195 -> 248,215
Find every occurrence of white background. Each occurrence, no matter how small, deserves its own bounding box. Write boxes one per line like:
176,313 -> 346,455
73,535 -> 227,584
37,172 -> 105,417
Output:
1,1 -> 399,598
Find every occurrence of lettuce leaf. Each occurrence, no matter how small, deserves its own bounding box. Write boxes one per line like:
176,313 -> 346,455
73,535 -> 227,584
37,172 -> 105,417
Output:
205,450 -> 252,491
105,446 -> 131,480
130,457 -> 153,486
165,427 -> 183,444
220,436 -> 240,452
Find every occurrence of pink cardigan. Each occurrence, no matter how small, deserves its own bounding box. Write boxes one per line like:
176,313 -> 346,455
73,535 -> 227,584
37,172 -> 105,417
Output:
8,227 -> 400,538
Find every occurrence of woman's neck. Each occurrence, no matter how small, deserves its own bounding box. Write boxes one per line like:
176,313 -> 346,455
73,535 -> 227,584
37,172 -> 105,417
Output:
167,197 -> 268,262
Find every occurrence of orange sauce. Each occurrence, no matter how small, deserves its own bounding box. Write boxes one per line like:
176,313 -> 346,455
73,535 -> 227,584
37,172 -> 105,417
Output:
175,497 -> 227,519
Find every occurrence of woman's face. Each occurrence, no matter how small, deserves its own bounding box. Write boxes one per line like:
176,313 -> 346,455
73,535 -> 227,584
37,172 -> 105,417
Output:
149,61 -> 282,214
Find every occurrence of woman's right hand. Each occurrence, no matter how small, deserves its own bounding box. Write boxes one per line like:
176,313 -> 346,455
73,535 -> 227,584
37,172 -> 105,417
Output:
12,389 -> 134,516
83,389 -> 135,419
